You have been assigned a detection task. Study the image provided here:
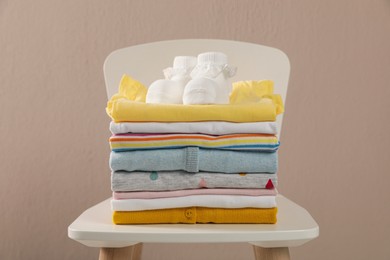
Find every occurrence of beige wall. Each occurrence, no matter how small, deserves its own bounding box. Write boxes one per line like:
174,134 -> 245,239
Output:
1,0 -> 390,259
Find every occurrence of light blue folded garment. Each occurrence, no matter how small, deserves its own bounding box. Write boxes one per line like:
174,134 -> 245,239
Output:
110,147 -> 277,173
111,171 -> 277,191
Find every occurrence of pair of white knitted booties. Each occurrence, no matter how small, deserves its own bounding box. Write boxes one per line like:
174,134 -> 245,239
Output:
146,52 -> 237,105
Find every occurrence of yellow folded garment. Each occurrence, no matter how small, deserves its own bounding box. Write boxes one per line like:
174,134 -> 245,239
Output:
230,80 -> 274,104
115,74 -> 147,103
106,75 -> 284,123
113,207 -> 277,224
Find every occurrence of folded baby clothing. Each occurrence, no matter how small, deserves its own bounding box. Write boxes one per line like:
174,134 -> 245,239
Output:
109,133 -> 279,152
230,80 -> 275,104
146,56 -> 197,104
110,121 -> 278,135
183,52 -> 236,105
113,188 -> 277,199
106,72 -> 283,224
111,171 -> 276,192
110,147 -> 278,173
107,74 -> 283,123
108,99 -> 282,123
111,195 -> 277,211
113,207 -> 277,224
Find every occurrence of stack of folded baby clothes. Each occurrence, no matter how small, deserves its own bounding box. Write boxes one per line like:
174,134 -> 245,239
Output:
106,53 -> 283,224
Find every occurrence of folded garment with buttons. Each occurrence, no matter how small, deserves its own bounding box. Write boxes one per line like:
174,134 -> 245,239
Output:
110,147 -> 277,173
113,188 -> 277,199
113,207 -> 277,224
111,171 -> 276,192
109,133 -> 279,152
111,195 -> 276,211
106,75 -> 283,123
110,121 -> 278,135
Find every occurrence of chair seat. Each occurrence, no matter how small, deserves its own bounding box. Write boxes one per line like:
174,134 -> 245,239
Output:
68,194 -> 319,248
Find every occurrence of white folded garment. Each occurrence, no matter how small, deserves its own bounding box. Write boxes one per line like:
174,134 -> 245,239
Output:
111,195 -> 276,211
113,188 -> 277,199
110,121 -> 277,135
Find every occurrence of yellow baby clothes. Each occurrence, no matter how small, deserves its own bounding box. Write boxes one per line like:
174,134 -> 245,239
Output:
230,80 -> 275,104
106,75 -> 284,123
113,207 -> 277,224
114,74 -> 147,103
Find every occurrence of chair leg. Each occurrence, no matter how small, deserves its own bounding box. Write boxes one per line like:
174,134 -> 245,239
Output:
131,243 -> 143,260
253,246 -> 290,260
99,243 -> 143,260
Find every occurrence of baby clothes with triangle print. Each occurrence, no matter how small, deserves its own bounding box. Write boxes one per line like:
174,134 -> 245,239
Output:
111,171 -> 277,192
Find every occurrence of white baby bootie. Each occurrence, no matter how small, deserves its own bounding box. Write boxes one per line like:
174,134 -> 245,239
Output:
183,52 -> 237,105
146,56 -> 197,104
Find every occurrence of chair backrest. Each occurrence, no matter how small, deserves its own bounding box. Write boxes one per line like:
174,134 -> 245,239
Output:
104,39 -> 290,137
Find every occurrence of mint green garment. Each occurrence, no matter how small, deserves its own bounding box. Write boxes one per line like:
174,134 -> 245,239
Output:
111,171 -> 277,192
110,147 -> 277,173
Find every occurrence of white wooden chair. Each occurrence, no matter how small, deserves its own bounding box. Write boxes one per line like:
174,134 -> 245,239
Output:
68,39 -> 319,260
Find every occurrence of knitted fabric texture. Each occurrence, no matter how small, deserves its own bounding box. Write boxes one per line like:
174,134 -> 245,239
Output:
111,171 -> 277,192
110,147 -> 277,173
113,207 -> 277,224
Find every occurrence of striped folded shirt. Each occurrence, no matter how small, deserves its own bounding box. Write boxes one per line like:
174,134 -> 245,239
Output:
109,133 -> 279,152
